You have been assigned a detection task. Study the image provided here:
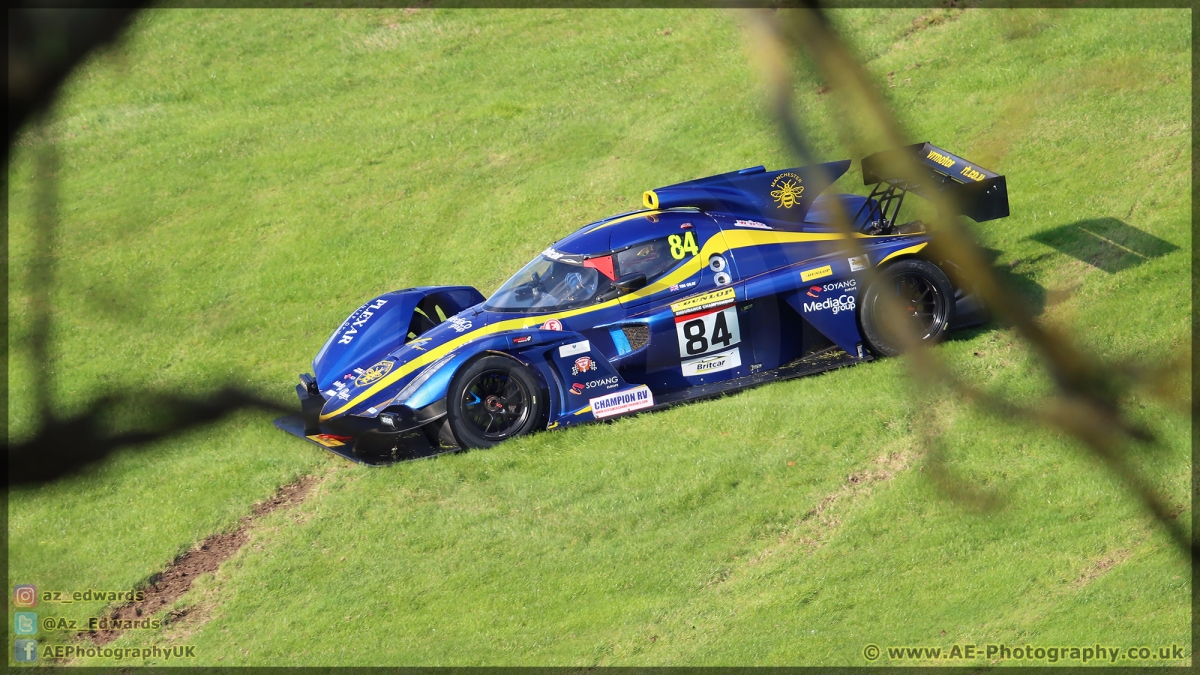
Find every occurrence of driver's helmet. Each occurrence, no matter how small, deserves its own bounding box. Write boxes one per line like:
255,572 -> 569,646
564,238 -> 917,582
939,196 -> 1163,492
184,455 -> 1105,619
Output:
621,241 -> 665,276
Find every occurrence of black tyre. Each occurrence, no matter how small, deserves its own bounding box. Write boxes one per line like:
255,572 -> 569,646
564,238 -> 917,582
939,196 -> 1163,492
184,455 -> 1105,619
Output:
859,258 -> 956,357
446,355 -> 544,449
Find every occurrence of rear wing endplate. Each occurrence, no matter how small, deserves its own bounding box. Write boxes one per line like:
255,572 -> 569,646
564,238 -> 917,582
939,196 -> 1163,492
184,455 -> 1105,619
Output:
860,142 -> 1009,222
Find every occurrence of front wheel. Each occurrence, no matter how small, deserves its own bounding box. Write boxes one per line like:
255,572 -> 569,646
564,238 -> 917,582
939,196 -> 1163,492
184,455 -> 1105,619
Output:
446,355 -> 545,449
859,258 -> 956,357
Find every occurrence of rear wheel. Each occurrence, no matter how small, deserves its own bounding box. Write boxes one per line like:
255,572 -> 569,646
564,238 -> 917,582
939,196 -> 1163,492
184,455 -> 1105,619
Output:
859,258 -> 955,357
446,355 -> 544,449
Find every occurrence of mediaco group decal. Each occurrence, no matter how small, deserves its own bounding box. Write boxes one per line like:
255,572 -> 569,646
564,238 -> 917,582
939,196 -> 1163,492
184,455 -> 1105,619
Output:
803,278 -> 858,315
590,385 -> 654,419
769,172 -> 804,208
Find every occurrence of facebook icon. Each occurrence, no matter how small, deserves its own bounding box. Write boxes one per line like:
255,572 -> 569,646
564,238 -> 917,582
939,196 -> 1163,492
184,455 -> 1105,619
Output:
14,639 -> 38,662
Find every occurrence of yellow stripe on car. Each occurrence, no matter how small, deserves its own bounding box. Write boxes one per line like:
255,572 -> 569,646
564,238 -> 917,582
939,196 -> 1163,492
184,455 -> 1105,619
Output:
320,229 -> 902,420
876,242 -> 928,266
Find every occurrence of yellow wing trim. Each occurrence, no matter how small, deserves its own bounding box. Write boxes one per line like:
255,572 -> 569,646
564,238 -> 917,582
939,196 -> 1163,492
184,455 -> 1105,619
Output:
876,242 -> 928,266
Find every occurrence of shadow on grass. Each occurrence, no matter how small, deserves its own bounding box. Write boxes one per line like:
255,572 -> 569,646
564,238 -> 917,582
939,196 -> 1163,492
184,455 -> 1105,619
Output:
1030,218 -> 1179,274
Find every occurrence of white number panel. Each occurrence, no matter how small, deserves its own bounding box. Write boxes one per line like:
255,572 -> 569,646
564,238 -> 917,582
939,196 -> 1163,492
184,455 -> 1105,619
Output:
674,305 -> 742,359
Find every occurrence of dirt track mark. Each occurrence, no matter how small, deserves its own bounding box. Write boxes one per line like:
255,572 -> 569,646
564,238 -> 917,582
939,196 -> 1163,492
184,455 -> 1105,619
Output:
85,474 -> 319,646
745,448 -> 916,569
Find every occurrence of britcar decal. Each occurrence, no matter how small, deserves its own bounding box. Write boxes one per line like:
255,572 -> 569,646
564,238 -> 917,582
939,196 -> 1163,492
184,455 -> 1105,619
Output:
675,305 -> 741,359
800,264 -> 833,282
354,360 -> 395,388
558,340 -> 589,358
682,347 -> 742,377
590,385 -> 654,419
670,287 -> 736,315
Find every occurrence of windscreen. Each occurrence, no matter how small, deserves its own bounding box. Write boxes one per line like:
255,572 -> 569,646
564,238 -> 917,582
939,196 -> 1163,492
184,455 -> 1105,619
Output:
485,255 -> 614,312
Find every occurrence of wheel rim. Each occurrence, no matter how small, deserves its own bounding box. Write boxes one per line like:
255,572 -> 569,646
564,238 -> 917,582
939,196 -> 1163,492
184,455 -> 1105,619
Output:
874,271 -> 950,344
460,369 -> 531,440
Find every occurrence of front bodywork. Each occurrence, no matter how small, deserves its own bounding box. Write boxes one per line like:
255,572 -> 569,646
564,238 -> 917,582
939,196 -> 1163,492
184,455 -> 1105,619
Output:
277,144 -> 1004,464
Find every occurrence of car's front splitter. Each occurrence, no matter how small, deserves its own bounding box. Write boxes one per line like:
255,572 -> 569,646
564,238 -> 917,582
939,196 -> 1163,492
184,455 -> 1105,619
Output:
274,415 -> 458,466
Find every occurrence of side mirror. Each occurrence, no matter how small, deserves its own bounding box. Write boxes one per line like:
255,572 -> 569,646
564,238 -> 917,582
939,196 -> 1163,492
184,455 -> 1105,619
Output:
612,273 -> 647,293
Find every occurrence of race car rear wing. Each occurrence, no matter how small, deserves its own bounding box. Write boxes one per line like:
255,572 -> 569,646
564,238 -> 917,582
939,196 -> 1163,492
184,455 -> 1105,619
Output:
858,142 -> 1009,224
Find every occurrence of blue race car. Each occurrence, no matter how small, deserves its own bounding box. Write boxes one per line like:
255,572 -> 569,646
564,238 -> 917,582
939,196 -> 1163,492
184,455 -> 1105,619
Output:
276,143 -> 1008,464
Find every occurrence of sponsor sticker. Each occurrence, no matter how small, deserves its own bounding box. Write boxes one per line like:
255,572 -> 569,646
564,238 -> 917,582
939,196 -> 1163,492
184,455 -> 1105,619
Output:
800,264 -> 833,282
354,360 -> 395,387
675,305 -> 742,358
558,340 -> 589,358
733,219 -> 771,229
584,375 -> 619,390
682,347 -> 742,377
769,172 -> 805,208
542,319 -> 563,331
447,316 -> 472,332
670,287 -> 736,315
542,247 -> 564,260
571,356 -> 598,375
848,254 -> 868,271
590,385 -> 655,419
513,335 -> 532,344
669,280 -> 698,292
337,298 -> 389,345
408,337 -> 432,351
570,383 -> 585,395
803,294 -> 856,315
307,434 -> 354,448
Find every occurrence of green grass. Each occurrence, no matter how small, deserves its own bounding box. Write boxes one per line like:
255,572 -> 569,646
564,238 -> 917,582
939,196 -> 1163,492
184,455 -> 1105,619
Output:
7,7 -> 1190,666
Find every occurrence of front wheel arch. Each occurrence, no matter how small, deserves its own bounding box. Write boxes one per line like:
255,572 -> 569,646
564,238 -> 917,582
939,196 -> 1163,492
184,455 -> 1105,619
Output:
858,257 -> 956,357
445,352 -> 548,449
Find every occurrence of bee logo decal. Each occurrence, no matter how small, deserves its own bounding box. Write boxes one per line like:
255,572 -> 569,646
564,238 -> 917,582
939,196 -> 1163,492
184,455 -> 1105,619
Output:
769,172 -> 805,209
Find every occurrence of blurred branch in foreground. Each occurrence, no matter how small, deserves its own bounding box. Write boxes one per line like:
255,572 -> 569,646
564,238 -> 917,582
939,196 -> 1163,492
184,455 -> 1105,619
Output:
8,388 -> 291,487
8,5 -> 147,160
741,6 -> 1193,559
7,114 -> 290,487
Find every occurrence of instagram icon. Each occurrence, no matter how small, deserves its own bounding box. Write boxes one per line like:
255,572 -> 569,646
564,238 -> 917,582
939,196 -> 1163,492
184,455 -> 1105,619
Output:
13,585 -> 37,607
